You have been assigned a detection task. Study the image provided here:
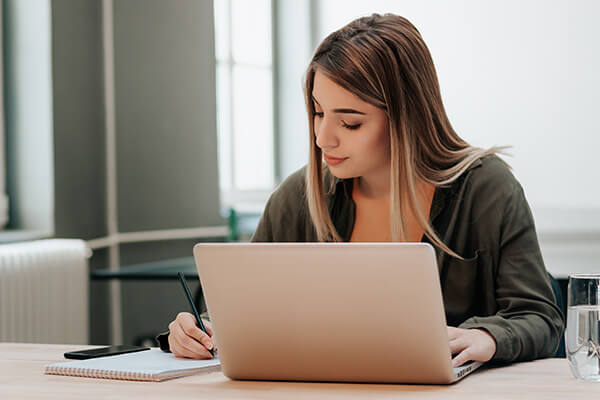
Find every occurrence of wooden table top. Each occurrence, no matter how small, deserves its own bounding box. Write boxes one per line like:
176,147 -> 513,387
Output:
1,343 -> 597,399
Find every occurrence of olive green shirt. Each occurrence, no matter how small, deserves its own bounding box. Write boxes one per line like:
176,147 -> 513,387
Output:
250,155 -> 564,363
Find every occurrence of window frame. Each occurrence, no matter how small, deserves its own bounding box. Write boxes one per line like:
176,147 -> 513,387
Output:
214,0 -> 278,211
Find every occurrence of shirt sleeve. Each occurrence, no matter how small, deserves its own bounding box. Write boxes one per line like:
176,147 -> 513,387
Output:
250,167 -> 312,242
251,196 -> 275,242
458,183 -> 564,362
155,330 -> 171,352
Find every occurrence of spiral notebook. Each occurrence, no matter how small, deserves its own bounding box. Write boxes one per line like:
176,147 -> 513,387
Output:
45,348 -> 221,382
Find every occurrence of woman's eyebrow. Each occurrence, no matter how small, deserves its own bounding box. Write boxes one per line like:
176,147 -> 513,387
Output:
332,108 -> 366,115
311,96 -> 366,115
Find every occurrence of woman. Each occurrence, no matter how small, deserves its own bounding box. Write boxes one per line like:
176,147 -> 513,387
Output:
162,13 -> 564,367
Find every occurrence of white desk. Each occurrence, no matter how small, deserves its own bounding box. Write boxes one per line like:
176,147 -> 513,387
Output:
0,343 -> 596,399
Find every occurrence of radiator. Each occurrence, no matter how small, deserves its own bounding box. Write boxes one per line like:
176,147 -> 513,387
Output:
0,239 -> 90,344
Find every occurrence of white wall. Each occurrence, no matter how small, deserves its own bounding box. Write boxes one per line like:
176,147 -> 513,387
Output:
315,0 -> 600,233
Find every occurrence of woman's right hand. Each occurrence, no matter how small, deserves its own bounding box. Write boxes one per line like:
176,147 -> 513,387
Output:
168,312 -> 215,359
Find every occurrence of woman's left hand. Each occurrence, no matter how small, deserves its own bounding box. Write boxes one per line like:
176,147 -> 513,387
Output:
447,327 -> 497,367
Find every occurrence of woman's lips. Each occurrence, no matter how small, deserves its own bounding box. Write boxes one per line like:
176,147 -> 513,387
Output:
323,153 -> 349,166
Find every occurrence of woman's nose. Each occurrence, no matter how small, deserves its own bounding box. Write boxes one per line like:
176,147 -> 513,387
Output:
315,118 -> 338,151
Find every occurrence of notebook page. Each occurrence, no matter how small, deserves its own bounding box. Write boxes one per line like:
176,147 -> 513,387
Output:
46,348 -> 220,376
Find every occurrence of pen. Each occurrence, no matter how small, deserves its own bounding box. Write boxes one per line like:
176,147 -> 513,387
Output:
177,272 -> 215,357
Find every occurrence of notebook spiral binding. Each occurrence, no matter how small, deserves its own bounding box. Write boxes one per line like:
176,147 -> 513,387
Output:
45,366 -> 158,382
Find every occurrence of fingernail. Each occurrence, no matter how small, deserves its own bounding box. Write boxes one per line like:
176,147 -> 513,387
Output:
206,341 -> 213,350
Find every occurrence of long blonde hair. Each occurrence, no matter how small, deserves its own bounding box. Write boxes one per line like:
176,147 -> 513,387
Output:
305,13 -> 507,258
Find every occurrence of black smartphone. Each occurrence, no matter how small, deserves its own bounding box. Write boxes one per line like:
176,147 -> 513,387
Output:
63,345 -> 150,360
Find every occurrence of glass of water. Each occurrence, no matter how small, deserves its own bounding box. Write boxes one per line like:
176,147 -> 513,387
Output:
567,274 -> 600,381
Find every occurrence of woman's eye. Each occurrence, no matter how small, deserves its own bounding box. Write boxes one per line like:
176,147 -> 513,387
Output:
342,121 -> 361,130
313,111 -> 324,118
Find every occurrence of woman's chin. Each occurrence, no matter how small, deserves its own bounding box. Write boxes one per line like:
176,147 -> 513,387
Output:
324,164 -> 357,180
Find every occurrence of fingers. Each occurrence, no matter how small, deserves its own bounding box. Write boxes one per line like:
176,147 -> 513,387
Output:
200,320 -> 217,353
452,348 -> 472,368
177,312 -> 214,349
449,336 -> 468,356
177,314 -> 214,348
447,326 -> 467,355
448,326 -> 473,367
449,328 -> 471,367
167,312 -> 214,359
446,326 -> 460,340
447,327 -> 497,367
169,325 -> 213,359
170,328 -> 213,359
203,320 -> 214,336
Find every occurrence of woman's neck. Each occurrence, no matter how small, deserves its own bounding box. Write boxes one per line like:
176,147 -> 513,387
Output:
354,173 -> 436,207
355,170 -> 390,199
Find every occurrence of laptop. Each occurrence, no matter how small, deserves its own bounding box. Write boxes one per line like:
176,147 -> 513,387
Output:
193,242 -> 482,384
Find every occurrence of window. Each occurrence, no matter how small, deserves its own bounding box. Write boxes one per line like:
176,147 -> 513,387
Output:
214,0 -> 275,210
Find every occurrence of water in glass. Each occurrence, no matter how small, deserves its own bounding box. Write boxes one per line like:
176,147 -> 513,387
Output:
567,305 -> 600,381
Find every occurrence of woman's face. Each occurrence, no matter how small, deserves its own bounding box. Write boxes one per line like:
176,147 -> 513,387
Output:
312,70 -> 390,181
